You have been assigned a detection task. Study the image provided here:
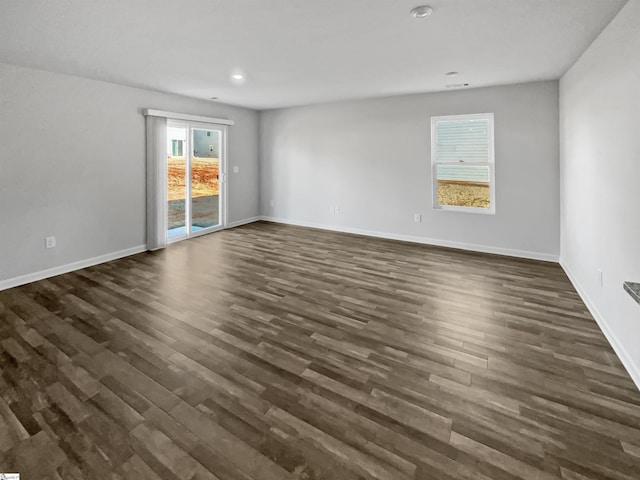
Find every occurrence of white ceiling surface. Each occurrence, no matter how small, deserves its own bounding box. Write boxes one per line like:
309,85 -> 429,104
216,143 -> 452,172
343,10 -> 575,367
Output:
0,0 -> 628,110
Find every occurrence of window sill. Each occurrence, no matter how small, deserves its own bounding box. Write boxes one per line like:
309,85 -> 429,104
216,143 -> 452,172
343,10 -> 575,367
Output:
433,206 -> 496,215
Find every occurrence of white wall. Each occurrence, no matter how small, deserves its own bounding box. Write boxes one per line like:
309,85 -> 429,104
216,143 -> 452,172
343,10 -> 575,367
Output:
260,81 -> 560,260
0,62 -> 259,285
560,0 -> 640,386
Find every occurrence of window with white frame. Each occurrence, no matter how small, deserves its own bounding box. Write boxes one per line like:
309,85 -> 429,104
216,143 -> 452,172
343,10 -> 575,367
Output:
431,113 -> 495,214
171,139 -> 184,157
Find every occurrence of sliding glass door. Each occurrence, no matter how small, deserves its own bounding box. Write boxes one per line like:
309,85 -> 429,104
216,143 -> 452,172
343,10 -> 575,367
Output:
167,123 -> 187,238
167,121 -> 225,242
191,128 -> 221,232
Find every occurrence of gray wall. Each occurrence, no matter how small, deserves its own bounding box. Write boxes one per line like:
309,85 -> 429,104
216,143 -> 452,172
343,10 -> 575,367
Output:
560,0 -> 640,385
0,62 -> 259,283
260,81 -> 560,259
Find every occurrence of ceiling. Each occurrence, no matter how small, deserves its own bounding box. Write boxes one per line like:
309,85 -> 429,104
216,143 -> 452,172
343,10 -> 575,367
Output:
0,0 -> 628,110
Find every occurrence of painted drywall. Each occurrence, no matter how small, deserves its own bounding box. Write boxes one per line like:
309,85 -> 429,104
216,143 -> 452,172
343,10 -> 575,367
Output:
260,81 -> 560,260
0,62 -> 259,284
560,0 -> 640,386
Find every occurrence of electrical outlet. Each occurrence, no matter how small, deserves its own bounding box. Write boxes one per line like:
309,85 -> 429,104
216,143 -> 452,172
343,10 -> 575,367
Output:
335,205 -> 341,214
233,166 -> 239,173
45,236 -> 56,249
414,213 -> 422,223
209,145 -> 214,152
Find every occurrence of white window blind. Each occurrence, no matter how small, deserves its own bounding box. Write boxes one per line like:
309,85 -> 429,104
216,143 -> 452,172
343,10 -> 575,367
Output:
434,118 -> 491,163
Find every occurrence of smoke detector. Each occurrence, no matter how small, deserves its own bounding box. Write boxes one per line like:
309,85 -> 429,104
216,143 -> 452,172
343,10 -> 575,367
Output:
410,6 -> 433,18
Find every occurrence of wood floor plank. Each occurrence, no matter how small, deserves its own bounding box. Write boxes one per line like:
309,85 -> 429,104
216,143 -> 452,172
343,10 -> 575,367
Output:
1,221 -> 640,479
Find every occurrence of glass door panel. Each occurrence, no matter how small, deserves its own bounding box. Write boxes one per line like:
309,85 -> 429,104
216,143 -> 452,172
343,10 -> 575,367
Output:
166,122 -> 225,243
167,124 -> 188,239
191,129 -> 220,230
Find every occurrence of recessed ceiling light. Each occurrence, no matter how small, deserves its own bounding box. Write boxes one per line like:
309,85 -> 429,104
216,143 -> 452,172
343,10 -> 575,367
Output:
410,6 -> 433,18
231,73 -> 244,81
445,71 -> 459,77
210,97 -> 218,100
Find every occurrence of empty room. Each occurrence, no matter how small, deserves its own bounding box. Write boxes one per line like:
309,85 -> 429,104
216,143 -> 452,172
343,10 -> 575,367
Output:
1,0 -> 639,479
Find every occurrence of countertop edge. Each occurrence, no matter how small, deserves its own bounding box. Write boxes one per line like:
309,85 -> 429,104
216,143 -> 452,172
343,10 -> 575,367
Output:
623,282 -> 640,306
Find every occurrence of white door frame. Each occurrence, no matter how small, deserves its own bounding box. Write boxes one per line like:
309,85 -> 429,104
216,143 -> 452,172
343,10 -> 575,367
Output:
167,120 -> 228,244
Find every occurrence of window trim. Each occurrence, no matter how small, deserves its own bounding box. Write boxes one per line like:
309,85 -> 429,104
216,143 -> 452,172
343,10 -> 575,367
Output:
430,112 -> 496,215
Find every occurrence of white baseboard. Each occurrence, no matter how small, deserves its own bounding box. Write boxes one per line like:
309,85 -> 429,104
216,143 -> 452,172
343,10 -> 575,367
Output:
227,216 -> 261,228
260,216 -> 559,263
560,260 -> 640,391
0,217 -> 262,292
0,245 -> 147,292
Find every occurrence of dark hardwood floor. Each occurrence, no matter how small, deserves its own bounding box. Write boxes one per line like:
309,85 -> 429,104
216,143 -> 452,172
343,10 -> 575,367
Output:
1,221 -> 640,479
